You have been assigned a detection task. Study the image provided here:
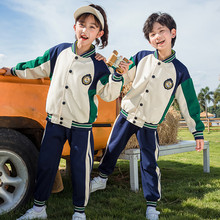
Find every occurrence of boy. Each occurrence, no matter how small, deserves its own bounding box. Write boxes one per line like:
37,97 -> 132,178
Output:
91,12 -> 205,220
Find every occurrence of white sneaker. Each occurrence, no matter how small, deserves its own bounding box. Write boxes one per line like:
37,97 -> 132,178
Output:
146,207 -> 160,220
72,212 -> 86,220
16,206 -> 47,220
90,176 -> 108,193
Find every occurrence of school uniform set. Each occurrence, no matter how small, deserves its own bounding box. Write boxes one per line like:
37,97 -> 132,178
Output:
11,41 -> 123,212
98,50 -> 205,206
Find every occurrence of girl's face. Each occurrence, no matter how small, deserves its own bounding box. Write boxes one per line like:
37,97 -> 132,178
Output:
148,22 -> 176,52
74,15 -> 104,51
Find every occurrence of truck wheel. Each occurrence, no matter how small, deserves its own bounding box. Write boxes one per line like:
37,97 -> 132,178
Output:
0,128 -> 38,215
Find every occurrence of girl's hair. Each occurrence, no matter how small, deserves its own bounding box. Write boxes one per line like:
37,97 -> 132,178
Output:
75,4 -> 109,49
143,12 -> 177,47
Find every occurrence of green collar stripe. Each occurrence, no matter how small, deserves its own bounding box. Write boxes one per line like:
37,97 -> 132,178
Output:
72,41 -> 95,58
154,50 -> 176,63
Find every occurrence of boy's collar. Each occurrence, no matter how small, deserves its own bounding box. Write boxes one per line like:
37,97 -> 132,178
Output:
154,49 -> 176,63
72,41 -> 96,58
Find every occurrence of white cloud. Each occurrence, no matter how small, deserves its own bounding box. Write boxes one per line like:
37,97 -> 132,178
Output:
0,0 -> 219,93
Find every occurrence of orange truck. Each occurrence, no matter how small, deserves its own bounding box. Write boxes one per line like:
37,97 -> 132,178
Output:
0,71 -> 119,214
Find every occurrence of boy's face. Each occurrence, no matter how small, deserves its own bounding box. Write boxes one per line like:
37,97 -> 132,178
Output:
74,15 -> 104,50
148,22 -> 176,52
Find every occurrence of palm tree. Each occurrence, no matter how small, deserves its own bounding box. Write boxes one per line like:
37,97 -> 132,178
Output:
198,87 -> 214,118
213,84 -> 220,109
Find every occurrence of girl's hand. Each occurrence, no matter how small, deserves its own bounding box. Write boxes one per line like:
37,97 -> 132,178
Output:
118,60 -> 133,74
0,67 -> 11,76
95,53 -> 106,62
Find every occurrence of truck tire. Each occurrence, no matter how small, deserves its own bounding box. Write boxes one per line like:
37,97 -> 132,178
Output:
0,128 -> 39,215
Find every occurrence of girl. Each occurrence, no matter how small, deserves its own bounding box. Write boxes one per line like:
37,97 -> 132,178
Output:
3,4 -> 124,220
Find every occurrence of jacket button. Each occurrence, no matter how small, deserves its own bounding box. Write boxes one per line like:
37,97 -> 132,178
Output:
158,62 -> 161,65
140,103 -> 143,106
65,85 -> 68,89
60,117 -> 63,120
75,56 -> 78,60
60,121 -> 63,125
62,101 -> 65,105
69,70 -> 72,73
146,89 -> 149,93
134,117 -> 137,120
152,75 -> 155,78
133,120 -> 136,123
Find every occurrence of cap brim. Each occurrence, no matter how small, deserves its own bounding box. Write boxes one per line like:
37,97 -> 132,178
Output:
74,6 -> 104,30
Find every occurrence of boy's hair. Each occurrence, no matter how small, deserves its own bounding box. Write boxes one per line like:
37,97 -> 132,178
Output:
75,4 -> 109,49
143,12 -> 176,47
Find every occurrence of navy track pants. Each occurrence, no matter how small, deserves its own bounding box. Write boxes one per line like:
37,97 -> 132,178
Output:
99,114 -> 161,202
34,121 -> 94,207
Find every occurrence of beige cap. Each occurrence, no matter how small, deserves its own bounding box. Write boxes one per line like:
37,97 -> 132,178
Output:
74,6 -> 104,30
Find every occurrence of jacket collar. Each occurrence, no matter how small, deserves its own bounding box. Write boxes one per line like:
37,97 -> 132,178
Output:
72,41 -> 96,58
154,49 -> 176,63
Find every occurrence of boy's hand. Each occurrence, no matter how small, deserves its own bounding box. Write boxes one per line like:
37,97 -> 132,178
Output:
195,139 -> 204,152
0,67 -> 11,76
118,60 -> 133,75
95,53 -> 106,62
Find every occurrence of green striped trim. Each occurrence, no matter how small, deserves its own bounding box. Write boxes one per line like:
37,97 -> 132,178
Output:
99,172 -> 108,179
47,113 -> 52,119
11,67 -> 17,76
74,206 -> 85,213
193,131 -> 204,139
71,121 -> 92,129
143,122 -> 158,129
88,89 -> 98,124
158,95 -> 175,124
15,49 -> 50,70
99,74 -> 109,85
121,109 -> 128,117
129,56 -> 135,70
34,200 -> 46,207
147,201 -> 157,207
72,41 -> 95,57
181,79 -> 205,131
154,49 -> 176,63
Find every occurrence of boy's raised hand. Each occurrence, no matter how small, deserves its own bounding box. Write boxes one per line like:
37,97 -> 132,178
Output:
195,139 -> 204,152
118,60 -> 133,75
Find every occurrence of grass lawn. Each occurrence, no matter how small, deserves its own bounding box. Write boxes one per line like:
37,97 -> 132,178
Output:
3,128 -> 220,220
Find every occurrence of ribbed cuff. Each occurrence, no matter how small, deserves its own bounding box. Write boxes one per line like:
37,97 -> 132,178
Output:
34,199 -> 46,207
147,201 -> 157,208
193,131 -> 204,140
74,206 -> 85,213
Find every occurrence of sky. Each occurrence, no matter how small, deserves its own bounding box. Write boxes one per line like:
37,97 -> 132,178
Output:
0,0 -> 220,94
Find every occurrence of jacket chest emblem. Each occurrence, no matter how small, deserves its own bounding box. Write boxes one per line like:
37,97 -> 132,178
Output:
82,74 -> 92,85
164,78 -> 174,90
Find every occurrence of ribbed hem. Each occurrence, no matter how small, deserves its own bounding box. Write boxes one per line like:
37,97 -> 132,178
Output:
34,199 -> 46,207
99,172 -> 108,179
147,201 -> 157,208
74,206 -> 85,213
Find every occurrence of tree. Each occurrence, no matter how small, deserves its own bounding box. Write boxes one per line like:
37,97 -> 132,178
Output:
198,87 -> 214,118
213,84 -> 220,109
